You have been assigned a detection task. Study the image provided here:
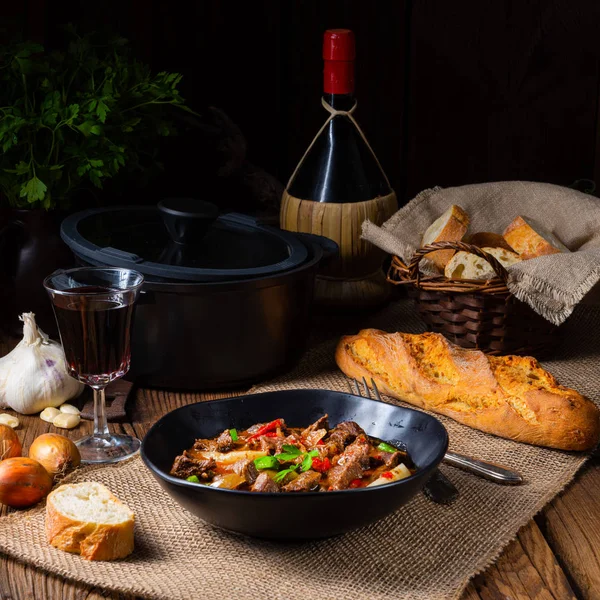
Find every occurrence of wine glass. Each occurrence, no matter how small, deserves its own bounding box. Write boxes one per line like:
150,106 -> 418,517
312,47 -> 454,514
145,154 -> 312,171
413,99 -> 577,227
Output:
44,267 -> 144,464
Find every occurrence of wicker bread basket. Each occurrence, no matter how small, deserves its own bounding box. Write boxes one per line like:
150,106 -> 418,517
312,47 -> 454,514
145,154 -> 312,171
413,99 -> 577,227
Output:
387,241 -> 558,356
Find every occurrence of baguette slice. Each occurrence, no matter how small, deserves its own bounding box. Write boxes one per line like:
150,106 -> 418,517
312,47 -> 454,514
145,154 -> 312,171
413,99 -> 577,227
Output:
465,231 -> 515,252
336,329 -> 600,451
46,482 -> 134,561
503,216 -> 570,259
421,205 -> 470,270
444,247 -> 521,280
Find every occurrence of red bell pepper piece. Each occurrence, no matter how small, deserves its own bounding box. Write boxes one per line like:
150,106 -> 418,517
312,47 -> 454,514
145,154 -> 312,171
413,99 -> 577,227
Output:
349,478 -> 363,488
246,419 -> 283,442
311,457 -> 331,473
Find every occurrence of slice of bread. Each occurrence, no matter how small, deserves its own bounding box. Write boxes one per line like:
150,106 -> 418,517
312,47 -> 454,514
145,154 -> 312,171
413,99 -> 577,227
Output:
445,247 -> 521,280
465,231 -> 515,252
503,216 -> 570,260
421,205 -> 470,270
46,482 -> 134,561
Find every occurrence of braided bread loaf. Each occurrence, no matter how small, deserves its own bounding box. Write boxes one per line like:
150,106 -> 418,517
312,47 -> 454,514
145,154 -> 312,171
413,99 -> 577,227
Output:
336,330 -> 599,451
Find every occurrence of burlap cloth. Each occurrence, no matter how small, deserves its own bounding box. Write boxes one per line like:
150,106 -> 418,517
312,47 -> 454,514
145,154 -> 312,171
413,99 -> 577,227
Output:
0,298 -> 598,600
362,181 -> 600,325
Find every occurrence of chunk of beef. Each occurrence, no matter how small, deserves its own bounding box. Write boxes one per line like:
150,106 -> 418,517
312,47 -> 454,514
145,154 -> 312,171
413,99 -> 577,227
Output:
247,436 -> 266,451
301,415 -> 329,438
278,434 -> 306,454
380,451 -> 401,469
282,470 -> 322,492
324,440 -> 343,458
328,461 -> 363,490
338,435 -> 370,469
257,433 -> 307,456
247,420 -> 290,451
232,458 -> 259,484
192,438 -> 219,452
216,429 -> 234,452
337,421 -> 365,439
316,445 -> 331,460
246,419 -> 287,436
259,435 -> 279,454
251,472 -> 280,493
369,448 -> 402,469
304,428 -> 327,450
328,420 -> 366,452
170,455 -> 216,481
327,436 -> 370,490
246,422 -> 267,435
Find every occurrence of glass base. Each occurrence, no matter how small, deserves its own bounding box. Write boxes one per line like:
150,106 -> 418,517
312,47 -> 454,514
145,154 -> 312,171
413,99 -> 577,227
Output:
75,434 -> 141,464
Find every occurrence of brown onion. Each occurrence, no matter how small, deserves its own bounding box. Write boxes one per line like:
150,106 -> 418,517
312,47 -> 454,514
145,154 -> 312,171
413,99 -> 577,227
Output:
0,457 -> 53,508
0,424 -> 21,461
28,433 -> 81,479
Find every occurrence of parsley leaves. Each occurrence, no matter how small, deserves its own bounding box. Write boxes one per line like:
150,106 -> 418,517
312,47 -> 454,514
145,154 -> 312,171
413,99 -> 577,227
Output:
0,28 -> 194,210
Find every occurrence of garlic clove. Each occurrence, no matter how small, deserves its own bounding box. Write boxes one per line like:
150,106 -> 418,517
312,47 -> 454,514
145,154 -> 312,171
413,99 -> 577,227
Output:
40,407 -> 61,423
59,404 -> 80,415
52,413 -> 80,429
0,413 -> 19,428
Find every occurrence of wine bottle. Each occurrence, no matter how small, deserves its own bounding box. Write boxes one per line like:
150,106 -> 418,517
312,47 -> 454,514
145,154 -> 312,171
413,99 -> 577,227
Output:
287,30 -> 391,203
280,29 -> 398,309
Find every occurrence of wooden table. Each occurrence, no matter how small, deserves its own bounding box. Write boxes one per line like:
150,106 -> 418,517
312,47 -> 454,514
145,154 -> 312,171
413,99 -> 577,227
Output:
0,334 -> 598,600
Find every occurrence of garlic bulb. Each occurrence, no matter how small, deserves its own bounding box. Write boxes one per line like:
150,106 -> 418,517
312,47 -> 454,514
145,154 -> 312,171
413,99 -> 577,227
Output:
0,313 -> 84,415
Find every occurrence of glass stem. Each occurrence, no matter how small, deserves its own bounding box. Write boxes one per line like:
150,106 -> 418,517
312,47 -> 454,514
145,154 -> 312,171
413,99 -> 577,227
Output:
92,386 -> 110,437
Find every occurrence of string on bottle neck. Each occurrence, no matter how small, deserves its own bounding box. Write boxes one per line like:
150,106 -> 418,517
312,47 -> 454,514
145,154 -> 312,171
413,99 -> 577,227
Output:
286,97 -> 391,191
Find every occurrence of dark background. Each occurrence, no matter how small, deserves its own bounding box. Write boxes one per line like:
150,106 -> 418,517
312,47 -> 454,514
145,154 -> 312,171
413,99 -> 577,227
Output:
4,0 -> 600,205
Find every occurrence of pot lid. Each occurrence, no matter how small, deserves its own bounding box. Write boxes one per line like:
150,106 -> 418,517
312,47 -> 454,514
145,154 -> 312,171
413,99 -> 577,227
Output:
60,206 -> 308,283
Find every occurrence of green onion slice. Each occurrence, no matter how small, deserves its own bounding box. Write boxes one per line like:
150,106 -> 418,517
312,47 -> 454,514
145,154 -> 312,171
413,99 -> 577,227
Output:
229,428 -> 238,441
300,454 -> 313,472
275,446 -> 302,462
274,452 -> 299,462
186,475 -> 200,483
377,442 -> 397,453
253,456 -> 279,470
274,465 -> 298,483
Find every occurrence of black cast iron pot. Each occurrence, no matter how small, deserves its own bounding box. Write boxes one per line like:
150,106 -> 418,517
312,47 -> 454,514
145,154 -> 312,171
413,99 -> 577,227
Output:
60,205 -> 337,389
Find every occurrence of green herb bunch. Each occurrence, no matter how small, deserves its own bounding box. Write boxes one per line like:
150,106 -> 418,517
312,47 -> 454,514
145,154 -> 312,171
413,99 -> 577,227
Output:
0,26 -> 194,210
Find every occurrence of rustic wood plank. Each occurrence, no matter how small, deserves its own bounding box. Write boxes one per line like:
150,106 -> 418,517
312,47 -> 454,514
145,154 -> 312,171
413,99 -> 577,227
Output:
462,581 -> 483,600
469,521 -> 577,600
0,556 -> 133,600
539,459 -> 600,599
518,517 -> 578,598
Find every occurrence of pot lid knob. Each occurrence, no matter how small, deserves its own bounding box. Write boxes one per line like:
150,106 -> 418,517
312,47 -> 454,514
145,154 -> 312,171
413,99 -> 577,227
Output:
158,198 -> 219,245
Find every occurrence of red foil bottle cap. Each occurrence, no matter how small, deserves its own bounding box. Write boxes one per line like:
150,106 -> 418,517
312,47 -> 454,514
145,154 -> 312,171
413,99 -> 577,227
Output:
323,29 -> 356,61
323,29 -> 355,95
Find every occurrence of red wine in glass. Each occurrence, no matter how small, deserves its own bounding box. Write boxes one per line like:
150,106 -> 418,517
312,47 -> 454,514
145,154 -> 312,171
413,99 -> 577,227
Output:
44,268 -> 144,464
52,286 -> 134,387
